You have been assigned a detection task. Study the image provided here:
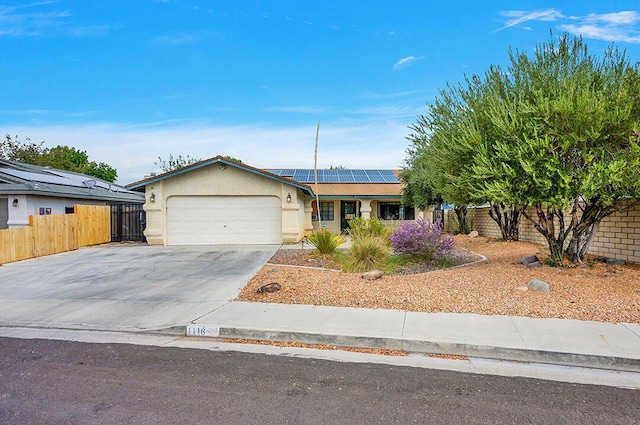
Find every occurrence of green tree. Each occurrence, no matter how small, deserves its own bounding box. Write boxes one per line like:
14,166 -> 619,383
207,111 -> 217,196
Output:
86,162 -> 118,182
43,146 -> 90,172
154,154 -> 202,172
472,34 -> 640,264
399,159 -> 441,211
1,135 -> 118,183
0,134 -> 47,163
404,82 -> 489,235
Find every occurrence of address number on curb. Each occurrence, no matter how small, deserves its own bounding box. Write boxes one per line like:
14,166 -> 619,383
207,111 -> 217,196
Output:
186,325 -> 220,337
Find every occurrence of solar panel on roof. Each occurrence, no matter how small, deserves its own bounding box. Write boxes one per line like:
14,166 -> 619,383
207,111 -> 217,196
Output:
380,170 -> 399,182
266,168 -> 399,183
1,168 -> 83,187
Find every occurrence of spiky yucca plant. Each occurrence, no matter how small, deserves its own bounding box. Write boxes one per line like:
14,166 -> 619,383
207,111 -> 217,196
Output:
307,229 -> 344,255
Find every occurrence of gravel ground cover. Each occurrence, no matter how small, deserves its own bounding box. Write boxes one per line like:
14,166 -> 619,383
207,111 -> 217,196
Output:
237,235 -> 640,324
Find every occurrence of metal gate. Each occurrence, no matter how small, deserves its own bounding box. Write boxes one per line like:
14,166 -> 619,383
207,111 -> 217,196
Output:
110,203 -> 146,242
432,207 -> 444,226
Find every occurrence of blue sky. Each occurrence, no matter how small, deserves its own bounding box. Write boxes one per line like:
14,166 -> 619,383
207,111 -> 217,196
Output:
2,1 -> 640,184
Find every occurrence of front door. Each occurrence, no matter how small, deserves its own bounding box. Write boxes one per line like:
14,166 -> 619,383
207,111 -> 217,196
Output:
341,201 -> 357,232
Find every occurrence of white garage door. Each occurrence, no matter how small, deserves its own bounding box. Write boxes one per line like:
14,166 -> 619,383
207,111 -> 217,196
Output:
166,196 -> 282,245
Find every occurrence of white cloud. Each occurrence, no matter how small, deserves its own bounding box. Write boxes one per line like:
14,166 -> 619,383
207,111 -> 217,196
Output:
497,9 -> 564,31
558,24 -> 640,43
497,9 -> 640,44
0,2 -> 109,37
392,56 -> 422,71
5,120 -> 412,184
583,11 -> 640,25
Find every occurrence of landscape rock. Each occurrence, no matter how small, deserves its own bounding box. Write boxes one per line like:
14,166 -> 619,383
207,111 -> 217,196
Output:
362,270 -> 384,281
468,230 -> 479,238
526,261 -> 542,268
527,279 -> 550,293
256,282 -> 282,293
519,255 -> 540,266
606,258 -> 626,266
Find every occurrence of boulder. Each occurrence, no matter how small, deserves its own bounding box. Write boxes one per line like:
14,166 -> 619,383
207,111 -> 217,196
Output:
519,255 -> 540,266
468,230 -> 479,238
526,261 -> 542,268
527,279 -> 550,293
256,282 -> 282,293
362,270 -> 384,281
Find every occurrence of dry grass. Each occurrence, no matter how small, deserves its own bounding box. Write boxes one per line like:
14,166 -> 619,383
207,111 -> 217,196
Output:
237,235 -> 640,324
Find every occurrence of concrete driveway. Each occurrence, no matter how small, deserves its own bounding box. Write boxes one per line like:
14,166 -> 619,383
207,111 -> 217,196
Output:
0,244 -> 279,332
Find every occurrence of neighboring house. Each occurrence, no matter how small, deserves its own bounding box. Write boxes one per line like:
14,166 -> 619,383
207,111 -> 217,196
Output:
0,159 -> 145,230
126,156 -> 415,246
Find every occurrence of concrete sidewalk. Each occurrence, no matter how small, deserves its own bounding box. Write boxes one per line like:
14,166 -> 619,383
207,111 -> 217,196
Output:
185,301 -> 640,373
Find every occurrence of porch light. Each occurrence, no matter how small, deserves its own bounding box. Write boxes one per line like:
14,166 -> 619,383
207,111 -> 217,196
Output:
150,192 -> 156,203
286,193 -> 292,203
12,198 -> 18,207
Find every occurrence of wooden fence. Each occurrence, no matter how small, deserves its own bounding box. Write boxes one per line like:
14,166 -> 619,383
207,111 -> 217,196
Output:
0,205 -> 111,265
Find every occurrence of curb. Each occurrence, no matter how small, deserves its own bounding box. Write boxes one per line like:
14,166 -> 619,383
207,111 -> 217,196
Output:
170,325 -> 640,374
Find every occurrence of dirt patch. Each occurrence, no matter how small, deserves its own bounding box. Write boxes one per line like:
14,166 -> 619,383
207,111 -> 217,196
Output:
221,338 -> 470,360
237,235 -> 640,324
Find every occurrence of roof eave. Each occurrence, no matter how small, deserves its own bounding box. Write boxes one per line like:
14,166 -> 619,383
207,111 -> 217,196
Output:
126,156 -> 315,196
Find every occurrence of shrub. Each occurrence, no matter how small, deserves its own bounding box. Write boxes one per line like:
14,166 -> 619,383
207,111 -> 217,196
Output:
344,235 -> 390,272
307,229 -> 344,255
347,217 -> 391,242
390,219 -> 454,259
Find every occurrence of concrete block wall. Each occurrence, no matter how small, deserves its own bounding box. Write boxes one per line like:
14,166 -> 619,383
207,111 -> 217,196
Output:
588,202 -> 640,263
448,201 -> 639,264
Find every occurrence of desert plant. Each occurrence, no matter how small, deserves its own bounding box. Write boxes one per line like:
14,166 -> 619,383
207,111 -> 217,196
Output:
390,218 -> 454,259
307,229 -> 344,255
343,235 -> 390,272
347,217 -> 391,242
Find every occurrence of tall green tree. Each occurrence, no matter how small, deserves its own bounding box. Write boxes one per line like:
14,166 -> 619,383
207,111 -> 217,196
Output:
473,34 -> 640,264
404,77 -> 514,236
404,33 -> 639,263
1,135 -> 118,183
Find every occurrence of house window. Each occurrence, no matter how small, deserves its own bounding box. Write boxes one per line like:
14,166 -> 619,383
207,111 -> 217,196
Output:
65,207 -> 75,214
378,202 -> 414,220
314,201 -> 334,221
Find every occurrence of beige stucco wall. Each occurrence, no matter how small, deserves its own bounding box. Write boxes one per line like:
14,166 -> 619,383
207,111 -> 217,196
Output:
143,164 -> 308,245
311,200 -> 341,233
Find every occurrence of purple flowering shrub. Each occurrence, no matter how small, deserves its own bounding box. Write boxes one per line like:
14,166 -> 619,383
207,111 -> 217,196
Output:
390,219 -> 455,259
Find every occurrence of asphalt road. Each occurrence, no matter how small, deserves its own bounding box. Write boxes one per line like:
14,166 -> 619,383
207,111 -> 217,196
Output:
1,337 -> 638,425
